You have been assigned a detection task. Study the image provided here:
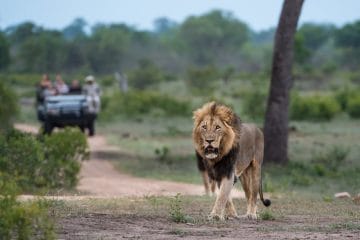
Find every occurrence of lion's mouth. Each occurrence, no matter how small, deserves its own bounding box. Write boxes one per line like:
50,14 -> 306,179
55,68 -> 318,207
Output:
204,146 -> 219,159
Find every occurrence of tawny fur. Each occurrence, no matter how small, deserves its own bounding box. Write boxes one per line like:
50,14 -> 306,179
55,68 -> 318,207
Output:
192,101 -> 270,220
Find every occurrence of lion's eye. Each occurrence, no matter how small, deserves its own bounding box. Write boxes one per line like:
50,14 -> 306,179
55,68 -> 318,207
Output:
215,125 -> 221,130
202,125 -> 207,130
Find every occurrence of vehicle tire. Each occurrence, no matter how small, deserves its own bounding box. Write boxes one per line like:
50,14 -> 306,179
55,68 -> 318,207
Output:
88,120 -> 95,136
44,121 -> 53,134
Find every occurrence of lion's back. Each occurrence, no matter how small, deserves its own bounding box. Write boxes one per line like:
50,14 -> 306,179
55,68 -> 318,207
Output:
235,123 -> 264,173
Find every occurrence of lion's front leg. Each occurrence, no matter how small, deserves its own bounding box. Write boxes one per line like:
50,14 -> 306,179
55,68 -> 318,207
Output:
209,174 -> 233,221
225,198 -> 238,219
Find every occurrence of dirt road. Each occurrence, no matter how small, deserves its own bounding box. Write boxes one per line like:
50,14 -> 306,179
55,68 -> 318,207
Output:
15,123 -> 243,198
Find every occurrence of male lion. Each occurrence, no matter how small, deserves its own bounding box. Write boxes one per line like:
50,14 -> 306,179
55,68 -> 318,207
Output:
193,102 -> 271,220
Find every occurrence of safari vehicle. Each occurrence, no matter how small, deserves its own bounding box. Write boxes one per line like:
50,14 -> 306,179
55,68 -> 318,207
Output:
37,94 -> 99,136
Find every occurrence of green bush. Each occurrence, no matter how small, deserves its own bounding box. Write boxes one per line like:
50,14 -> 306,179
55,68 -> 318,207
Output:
334,86 -> 359,111
347,94 -> 360,119
0,82 -> 18,131
41,128 -> 89,188
128,59 -> 164,90
0,177 -> 55,240
0,73 -> 41,87
242,88 -> 267,120
186,65 -> 218,94
101,91 -> 191,120
290,93 -> 341,121
0,128 -> 89,192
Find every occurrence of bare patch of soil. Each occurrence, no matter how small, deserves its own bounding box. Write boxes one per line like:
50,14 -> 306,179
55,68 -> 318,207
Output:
58,213 -> 359,240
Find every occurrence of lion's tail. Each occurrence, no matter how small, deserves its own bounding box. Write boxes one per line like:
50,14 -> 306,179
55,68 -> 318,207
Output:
259,169 -> 271,207
256,127 -> 271,207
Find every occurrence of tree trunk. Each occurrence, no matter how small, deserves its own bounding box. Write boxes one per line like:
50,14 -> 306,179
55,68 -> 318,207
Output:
263,0 -> 304,165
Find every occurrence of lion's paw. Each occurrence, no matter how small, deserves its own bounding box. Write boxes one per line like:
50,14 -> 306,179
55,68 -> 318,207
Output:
240,213 -> 258,220
208,213 -> 225,221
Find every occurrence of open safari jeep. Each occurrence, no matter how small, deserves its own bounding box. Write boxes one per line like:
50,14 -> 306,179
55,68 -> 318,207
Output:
37,94 -> 100,136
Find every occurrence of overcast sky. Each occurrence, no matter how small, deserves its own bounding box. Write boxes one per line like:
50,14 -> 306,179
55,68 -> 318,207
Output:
1,0 -> 360,31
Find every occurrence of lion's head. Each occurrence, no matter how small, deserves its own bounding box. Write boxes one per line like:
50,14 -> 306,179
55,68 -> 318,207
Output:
192,102 -> 241,162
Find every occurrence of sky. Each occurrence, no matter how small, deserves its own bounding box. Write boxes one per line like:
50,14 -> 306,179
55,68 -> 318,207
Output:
1,0 -> 360,32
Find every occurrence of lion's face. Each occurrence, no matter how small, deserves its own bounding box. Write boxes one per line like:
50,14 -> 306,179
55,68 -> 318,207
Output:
198,115 -> 230,159
193,102 -> 238,161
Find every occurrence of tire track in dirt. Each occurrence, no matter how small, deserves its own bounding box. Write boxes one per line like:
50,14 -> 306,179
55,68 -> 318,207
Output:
15,123 -> 244,198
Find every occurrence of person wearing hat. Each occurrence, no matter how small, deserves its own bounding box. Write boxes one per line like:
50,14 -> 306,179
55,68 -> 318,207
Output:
83,75 -> 101,114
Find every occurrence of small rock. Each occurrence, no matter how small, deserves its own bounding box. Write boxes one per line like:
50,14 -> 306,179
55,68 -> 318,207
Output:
334,192 -> 351,199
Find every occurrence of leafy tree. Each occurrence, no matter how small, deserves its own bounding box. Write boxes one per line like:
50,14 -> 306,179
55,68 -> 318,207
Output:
294,23 -> 335,64
0,32 -> 10,70
62,18 -> 87,40
5,22 -> 41,45
335,20 -> 360,48
18,30 -> 67,72
179,10 -> 249,65
128,59 -> 164,89
87,24 -> 131,73
335,20 -> 360,68
153,17 -> 177,34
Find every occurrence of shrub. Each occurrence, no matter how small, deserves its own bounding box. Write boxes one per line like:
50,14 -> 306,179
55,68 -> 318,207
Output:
0,177 -> 55,240
312,145 -> 349,174
334,86 -> 359,111
0,128 -> 89,192
101,91 -> 191,120
290,93 -> 341,121
186,65 -> 218,94
347,94 -> 360,119
0,73 -> 41,87
128,59 -> 164,90
242,88 -> 267,120
169,194 -> 188,223
41,128 -> 89,189
0,82 -> 18,131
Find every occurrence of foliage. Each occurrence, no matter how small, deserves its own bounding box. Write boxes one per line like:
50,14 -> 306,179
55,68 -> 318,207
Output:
154,146 -> 171,165
128,59 -> 164,89
179,10 -> 249,65
41,128 -> 89,189
241,87 -> 268,120
346,94 -> 360,119
0,82 -> 18,131
259,210 -> 276,221
2,12 -> 360,78
186,65 -> 219,94
101,90 -> 190,119
334,85 -> 359,110
312,146 -> 349,174
0,128 -> 89,192
169,193 -> 189,223
0,177 -> 55,240
0,31 -> 10,70
290,93 -> 341,121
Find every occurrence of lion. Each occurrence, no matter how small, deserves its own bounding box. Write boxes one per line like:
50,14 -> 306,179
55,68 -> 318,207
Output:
192,102 -> 271,220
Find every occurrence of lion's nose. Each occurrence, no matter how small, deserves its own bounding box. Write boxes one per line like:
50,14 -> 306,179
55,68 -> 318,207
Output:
206,139 -> 214,144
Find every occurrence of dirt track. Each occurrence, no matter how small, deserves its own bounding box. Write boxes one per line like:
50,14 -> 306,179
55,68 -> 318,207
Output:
15,123 -> 243,198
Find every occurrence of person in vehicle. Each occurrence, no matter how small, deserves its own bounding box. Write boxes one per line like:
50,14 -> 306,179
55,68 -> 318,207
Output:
68,79 -> 82,94
82,75 -> 101,113
36,74 -> 55,104
54,74 -> 69,95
